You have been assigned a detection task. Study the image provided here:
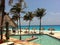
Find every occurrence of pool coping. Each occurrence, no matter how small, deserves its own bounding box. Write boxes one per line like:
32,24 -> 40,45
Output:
46,34 -> 60,40
10,34 -> 60,40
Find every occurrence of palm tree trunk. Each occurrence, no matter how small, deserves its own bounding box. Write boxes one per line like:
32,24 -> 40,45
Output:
18,0 -> 22,40
0,0 -> 5,40
5,22 -> 9,40
29,20 -> 31,33
19,14 -> 21,40
39,17 -> 41,34
17,20 -> 18,30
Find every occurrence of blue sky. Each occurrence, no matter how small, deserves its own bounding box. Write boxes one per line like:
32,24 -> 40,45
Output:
5,0 -> 60,25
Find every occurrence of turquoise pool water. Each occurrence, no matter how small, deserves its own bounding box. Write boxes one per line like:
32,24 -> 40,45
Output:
10,35 -> 60,45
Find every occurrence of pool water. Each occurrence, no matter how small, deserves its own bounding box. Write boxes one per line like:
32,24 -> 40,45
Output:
31,35 -> 60,45
10,35 -> 60,45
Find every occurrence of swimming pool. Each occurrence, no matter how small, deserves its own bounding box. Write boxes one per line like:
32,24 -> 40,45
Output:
10,35 -> 60,45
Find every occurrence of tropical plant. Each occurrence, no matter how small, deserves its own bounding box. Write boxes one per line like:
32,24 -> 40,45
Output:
0,0 -> 26,40
0,0 -> 5,40
5,22 -> 9,40
10,0 -> 26,40
35,8 -> 46,34
24,12 -> 34,33
12,14 -> 19,30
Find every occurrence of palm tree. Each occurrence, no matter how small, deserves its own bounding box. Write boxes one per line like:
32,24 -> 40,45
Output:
12,14 -> 19,30
10,0 -> 26,40
35,8 -> 46,34
0,0 -> 26,40
10,4 -> 22,40
0,0 -> 5,40
24,12 -> 34,33
5,22 -> 9,40
0,0 -> 13,40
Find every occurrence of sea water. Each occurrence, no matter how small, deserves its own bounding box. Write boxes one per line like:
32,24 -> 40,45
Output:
20,25 -> 60,31
4,25 -> 60,31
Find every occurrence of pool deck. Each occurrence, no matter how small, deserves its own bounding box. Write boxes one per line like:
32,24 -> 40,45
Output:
44,31 -> 60,39
49,33 -> 60,39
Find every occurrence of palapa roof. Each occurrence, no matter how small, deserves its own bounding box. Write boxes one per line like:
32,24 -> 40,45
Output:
0,14 -> 17,27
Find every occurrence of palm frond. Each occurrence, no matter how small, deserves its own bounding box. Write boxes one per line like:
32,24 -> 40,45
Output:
35,8 -> 46,19
12,14 -> 19,21
24,12 -> 34,21
24,14 -> 29,21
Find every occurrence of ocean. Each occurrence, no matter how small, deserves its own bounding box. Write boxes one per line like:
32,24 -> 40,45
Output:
20,25 -> 60,31
4,25 -> 60,31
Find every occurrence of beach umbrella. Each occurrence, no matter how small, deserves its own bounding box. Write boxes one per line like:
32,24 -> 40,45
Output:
38,27 -> 45,34
48,28 -> 55,35
48,28 -> 55,30
48,28 -> 55,32
40,27 -> 45,32
32,28 -> 36,33
24,28 -> 29,33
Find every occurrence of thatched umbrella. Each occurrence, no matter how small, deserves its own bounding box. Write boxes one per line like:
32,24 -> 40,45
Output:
39,27 -> 45,34
48,28 -> 55,35
0,14 -> 17,40
0,14 -> 17,27
32,28 -> 36,33
24,28 -> 29,33
48,28 -> 55,31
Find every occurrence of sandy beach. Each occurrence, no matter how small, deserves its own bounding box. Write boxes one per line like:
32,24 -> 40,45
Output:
9,29 -> 60,35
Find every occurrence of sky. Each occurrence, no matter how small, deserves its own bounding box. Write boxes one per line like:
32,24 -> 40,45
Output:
5,0 -> 60,25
